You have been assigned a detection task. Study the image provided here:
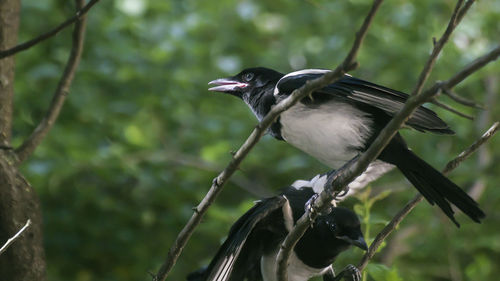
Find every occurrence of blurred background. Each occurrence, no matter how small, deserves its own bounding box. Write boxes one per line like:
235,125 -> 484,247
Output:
13,0 -> 499,280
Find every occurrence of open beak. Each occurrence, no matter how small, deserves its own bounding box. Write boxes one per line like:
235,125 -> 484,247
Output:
338,235 -> 368,251
208,78 -> 248,92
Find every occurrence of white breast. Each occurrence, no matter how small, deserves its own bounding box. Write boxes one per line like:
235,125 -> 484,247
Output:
280,101 -> 374,169
261,248 -> 330,281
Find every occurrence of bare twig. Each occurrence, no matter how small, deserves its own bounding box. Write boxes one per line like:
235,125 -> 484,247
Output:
434,44 -> 500,111
15,0 -> 88,164
152,1 -> 385,280
467,76 -> 500,200
342,0 -> 384,70
411,0 -> 474,97
0,219 -> 31,256
423,44 -> 500,120
0,0 -> 100,59
277,1 -> 484,280
431,98 -> 474,120
358,121 -> 499,271
123,149 -> 272,197
444,45 -> 500,90
444,122 -> 500,172
442,88 -> 484,109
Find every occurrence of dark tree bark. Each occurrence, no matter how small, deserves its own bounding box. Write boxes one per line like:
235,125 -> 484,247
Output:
0,0 -> 46,280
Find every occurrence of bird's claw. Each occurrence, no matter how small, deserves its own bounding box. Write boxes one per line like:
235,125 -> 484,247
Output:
336,186 -> 350,198
305,194 -> 319,223
340,265 -> 361,281
305,194 -> 335,225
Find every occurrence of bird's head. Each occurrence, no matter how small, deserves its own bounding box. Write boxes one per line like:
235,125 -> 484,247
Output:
323,207 -> 368,251
208,67 -> 283,105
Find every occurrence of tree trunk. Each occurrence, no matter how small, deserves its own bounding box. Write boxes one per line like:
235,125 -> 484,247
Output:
0,0 -> 46,280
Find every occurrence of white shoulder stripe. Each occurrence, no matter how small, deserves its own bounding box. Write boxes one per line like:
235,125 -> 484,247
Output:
282,69 -> 332,78
274,69 -> 332,96
273,69 -> 353,96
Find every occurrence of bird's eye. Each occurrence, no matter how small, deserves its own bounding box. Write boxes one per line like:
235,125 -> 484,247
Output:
243,73 -> 254,82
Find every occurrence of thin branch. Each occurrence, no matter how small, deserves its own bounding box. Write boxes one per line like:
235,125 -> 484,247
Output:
412,44 -> 500,124
411,0 -> 473,97
358,121 -> 499,271
434,44 -> 500,111
15,0 -> 89,164
0,219 -> 31,256
442,88 -> 484,109
431,98 -> 474,120
152,1 -> 384,280
444,121 -> 500,172
0,0 -> 100,59
444,45 -> 500,90
123,149 -> 272,197
276,1 -> 480,280
342,0 -> 384,70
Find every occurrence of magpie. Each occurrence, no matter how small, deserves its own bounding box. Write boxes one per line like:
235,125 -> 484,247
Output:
187,185 -> 367,281
208,67 -> 485,226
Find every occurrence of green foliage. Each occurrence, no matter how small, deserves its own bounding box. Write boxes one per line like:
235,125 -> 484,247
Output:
12,0 -> 500,280
366,263 -> 403,281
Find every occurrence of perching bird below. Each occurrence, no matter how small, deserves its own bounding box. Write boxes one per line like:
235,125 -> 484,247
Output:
187,186 -> 367,281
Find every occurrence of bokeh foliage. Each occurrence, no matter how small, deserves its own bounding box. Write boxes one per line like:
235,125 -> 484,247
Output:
12,0 -> 500,280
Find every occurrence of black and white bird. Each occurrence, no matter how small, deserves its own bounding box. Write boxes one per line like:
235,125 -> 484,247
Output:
208,67 -> 485,226
187,185 -> 367,281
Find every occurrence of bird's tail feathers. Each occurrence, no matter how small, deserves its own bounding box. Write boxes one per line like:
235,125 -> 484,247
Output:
396,150 -> 485,227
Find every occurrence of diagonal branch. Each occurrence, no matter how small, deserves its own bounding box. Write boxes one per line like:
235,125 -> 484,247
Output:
444,122 -> 500,172
442,88 -> 485,109
444,45 -> 500,90
411,0 -> 473,97
275,1 -> 482,280
422,43 -> 500,120
342,0 -> 384,70
152,1 -> 384,280
0,219 -> 31,256
358,121 -> 499,271
432,44 -> 500,114
15,0 -> 89,164
0,0 -> 100,60
431,98 -> 474,120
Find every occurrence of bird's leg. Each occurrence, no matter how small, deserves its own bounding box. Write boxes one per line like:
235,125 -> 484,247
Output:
305,193 -> 335,225
328,265 -> 361,281
336,186 -> 350,198
322,266 -> 336,281
325,155 -> 361,198
308,92 -> 314,102
305,193 -> 319,225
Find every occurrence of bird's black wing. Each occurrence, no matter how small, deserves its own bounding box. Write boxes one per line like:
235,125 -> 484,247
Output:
276,72 -> 454,134
189,196 -> 288,281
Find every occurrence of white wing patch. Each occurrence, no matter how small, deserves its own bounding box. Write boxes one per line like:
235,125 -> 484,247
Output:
290,160 -> 395,202
273,69 -> 332,96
